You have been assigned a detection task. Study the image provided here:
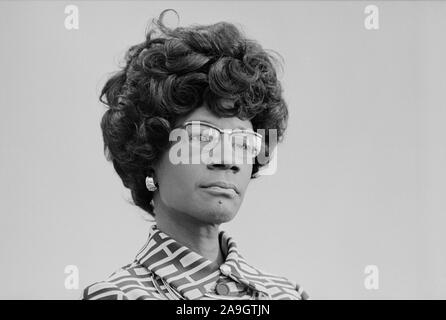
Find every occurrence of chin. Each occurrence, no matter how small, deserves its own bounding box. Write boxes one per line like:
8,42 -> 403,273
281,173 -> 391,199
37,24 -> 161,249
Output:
196,203 -> 238,225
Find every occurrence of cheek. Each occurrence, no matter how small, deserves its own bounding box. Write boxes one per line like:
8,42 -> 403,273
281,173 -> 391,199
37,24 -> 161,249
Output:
158,164 -> 201,205
237,164 -> 253,195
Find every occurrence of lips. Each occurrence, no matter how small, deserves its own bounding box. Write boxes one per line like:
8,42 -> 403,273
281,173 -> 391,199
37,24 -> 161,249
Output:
200,181 -> 239,195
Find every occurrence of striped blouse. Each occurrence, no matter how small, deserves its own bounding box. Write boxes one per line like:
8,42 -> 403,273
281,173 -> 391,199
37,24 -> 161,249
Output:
82,224 -> 309,300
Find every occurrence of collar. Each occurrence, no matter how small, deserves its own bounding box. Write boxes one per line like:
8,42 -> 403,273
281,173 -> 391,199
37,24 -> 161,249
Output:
135,224 -> 270,299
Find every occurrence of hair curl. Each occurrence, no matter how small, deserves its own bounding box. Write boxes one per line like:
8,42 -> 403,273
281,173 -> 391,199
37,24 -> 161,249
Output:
99,9 -> 289,216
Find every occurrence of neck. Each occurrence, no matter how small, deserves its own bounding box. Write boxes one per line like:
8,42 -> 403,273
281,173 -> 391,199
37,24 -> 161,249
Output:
153,201 -> 225,266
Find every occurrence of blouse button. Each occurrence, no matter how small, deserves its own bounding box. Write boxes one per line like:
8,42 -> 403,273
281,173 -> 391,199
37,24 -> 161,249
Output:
215,282 -> 230,295
219,264 -> 231,276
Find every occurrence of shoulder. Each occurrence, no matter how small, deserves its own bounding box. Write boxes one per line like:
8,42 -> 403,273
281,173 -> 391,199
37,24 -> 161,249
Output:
237,258 -> 310,300
82,280 -> 128,300
82,261 -> 161,300
257,271 -> 310,300
261,273 -> 310,300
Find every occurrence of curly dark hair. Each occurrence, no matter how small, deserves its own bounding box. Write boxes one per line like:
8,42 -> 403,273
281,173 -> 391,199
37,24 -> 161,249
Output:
99,9 -> 289,217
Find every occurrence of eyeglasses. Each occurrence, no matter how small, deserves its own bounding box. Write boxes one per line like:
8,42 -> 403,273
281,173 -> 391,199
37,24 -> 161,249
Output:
174,120 -> 263,159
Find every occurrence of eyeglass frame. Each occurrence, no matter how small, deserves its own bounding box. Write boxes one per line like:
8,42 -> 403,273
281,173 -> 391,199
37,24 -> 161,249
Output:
172,120 -> 263,158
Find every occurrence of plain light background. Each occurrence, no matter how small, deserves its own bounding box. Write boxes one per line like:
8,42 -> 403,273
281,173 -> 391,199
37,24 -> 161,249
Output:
0,1 -> 445,299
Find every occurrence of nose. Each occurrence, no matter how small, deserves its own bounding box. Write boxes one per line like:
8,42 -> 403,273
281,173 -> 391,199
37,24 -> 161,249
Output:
207,162 -> 240,173
206,137 -> 240,173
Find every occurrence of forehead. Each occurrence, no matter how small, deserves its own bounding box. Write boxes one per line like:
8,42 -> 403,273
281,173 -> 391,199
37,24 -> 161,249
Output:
177,103 -> 253,131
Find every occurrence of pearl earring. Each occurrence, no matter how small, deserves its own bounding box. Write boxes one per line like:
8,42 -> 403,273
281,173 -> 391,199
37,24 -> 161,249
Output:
145,176 -> 157,191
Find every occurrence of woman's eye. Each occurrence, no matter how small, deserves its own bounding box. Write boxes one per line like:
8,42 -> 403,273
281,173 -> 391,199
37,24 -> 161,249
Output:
200,135 -> 212,142
191,134 -> 212,142
235,141 -> 250,151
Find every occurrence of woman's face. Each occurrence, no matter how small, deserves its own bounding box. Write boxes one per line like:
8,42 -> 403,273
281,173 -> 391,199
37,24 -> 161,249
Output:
152,104 -> 254,225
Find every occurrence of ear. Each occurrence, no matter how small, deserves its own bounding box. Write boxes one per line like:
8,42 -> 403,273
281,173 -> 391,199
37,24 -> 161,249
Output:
147,161 -> 161,181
